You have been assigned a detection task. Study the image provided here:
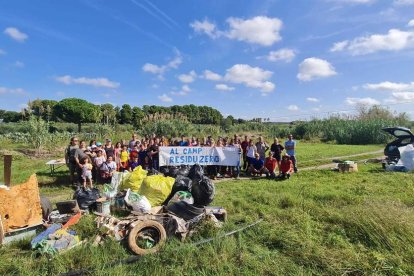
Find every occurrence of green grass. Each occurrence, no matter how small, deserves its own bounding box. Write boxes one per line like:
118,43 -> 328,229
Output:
2,142 -> 413,275
296,142 -> 383,167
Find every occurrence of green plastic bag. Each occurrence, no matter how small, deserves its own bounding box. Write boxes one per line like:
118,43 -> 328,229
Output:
139,175 -> 175,206
119,166 -> 148,192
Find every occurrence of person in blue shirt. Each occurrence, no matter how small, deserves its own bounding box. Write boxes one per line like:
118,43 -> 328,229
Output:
178,135 -> 188,147
284,134 -> 298,173
248,153 -> 270,177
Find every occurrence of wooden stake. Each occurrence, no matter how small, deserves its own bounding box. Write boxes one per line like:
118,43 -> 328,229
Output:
4,154 -> 12,187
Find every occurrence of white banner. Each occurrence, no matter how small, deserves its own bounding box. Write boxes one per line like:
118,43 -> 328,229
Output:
159,146 -> 240,166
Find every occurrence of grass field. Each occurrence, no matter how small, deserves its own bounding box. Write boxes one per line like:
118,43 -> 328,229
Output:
2,142 -> 413,275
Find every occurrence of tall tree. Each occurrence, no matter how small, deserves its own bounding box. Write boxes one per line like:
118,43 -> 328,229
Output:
101,103 -> 116,125
54,98 -> 101,132
132,106 -> 144,128
120,104 -> 133,124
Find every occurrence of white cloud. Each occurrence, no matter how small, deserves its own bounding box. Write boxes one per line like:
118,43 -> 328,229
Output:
182,85 -> 191,92
191,16 -> 283,46
215,84 -> 235,91
178,70 -> 197,83
55,75 -> 120,88
394,0 -> 414,5
0,86 -> 26,95
330,41 -> 349,52
0,49 -> 6,55
384,92 -> 414,103
287,105 -> 299,111
363,81 -> 414,91
331,29 -> 414,55
142,51 -> 182,77
312,107 -> 321,112
4,27 -> 28,42
408,19 -> 414,27
225,64 -> 275,93
297,58 -> 337,81
202,70 -> 222,81
158,93 -> 172,102
171,91 -> 188,96
265,48 -> 296,62
14,61 -> 24,68
345,97 -> 380,105
307,97 -> 320,102
190,19 -> 220,38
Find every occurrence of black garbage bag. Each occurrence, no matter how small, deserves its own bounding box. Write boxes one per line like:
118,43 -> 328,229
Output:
162,175 -> 192,205
166,201 -> 204,221
176,165 -> 190,177
188,164 -> 204,181
74,187 -> 101,210
147,168 -> 160,176
166,167 -> 180,178
159,166 -> 169,176
191,176 -> 215,207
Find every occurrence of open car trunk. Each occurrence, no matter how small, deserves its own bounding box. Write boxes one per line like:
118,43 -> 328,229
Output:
382,127 -> 414,163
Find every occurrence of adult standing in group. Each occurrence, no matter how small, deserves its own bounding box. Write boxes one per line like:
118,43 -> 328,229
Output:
149,137 -> 160,170
256,136 -> 269,161
246,140 -> 257,171
270,138 -> 284,167
73,140 -> 89,184
241,135 -> 249,171
65,136 -> 79,184
129,133 -> 140,149
285,134 -> 298,173
104,138 -> 115,160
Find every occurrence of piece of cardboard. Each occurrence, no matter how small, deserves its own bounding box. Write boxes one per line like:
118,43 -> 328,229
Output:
0,174 -> 43,233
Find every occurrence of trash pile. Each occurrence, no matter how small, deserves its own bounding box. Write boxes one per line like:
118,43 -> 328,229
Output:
70,164 -> 225,255
31,213 -> 82,255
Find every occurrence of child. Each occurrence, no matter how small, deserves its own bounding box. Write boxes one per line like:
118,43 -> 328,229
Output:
120,145 -> 129,171
81,157 -> 93,190
128,156 -> 140,171
279,154 -> 294,179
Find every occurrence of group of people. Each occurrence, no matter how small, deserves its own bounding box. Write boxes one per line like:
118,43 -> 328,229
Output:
65,133 -> 298,189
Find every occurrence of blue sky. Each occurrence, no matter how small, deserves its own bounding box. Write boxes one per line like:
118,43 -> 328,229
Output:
1,0 -> 414,121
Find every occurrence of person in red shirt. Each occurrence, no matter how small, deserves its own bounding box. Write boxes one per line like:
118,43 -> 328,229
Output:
264,151 -> 277,178
279,153 -> 294,179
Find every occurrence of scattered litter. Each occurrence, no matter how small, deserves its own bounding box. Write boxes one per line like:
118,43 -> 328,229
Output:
139,175 -> 175,206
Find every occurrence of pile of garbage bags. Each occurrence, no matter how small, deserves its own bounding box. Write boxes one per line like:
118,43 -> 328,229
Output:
74,164 -> 215,221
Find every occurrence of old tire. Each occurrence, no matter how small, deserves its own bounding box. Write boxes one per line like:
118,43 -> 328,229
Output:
40,196 -> 52,220
128,220 -> 166,255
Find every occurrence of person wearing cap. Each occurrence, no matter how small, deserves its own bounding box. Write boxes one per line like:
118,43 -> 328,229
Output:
279,153 -> 294,179
284,134 -> 298,173
248,152 -> 270,177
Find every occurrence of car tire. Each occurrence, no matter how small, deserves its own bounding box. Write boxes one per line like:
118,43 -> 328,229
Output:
128,220 -> 166,255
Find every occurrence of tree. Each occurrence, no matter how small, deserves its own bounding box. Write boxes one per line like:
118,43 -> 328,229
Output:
54,98 -> 101,132
120,104 -> 133,124
132,106 -> 144,128
101,103 -> 116,125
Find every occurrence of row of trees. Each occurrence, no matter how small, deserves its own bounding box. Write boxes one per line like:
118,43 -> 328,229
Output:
0,98 -> 228,132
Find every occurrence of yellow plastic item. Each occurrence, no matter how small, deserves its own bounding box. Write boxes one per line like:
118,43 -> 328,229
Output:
139,175 -> 175,206
119,166 -> 148,192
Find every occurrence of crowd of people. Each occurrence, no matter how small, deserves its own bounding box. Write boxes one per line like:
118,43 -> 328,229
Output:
65,133 -> 298,189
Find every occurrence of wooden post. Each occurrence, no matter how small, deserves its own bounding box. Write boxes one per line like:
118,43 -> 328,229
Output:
4,154 -> 12,187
